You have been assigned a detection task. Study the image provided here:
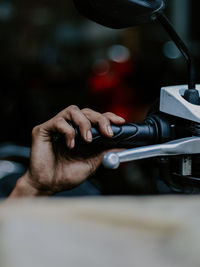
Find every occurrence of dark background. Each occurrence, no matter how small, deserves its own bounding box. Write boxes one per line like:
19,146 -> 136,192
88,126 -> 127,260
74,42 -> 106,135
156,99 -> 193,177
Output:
0,0 -> 199,145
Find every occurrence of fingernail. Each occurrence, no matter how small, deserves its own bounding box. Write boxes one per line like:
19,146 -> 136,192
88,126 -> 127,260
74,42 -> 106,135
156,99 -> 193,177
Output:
118,116 -> 125,121
107,125 -> 113,136
87,130 -> 92,141
70,139 -> 75,148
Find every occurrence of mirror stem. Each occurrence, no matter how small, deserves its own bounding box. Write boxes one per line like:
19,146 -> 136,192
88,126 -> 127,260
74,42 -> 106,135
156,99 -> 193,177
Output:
157,13 -> 196,90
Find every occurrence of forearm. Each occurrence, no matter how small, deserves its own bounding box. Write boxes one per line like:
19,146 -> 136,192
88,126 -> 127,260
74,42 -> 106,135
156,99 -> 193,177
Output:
8,172 -> 42,198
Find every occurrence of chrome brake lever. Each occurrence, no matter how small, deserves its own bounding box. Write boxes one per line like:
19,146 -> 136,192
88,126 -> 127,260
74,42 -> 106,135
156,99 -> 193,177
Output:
102,137 -> 200,169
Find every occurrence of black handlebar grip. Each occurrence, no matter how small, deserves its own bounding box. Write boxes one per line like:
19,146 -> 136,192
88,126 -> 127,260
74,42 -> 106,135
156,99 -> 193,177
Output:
52,114 -> 171,150
72,114 -> 172,149
74,122 -> 154,149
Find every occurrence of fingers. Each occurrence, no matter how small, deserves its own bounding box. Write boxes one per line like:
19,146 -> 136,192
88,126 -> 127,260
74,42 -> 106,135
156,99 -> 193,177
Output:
82,108 -> 112,137
33,117 -> 76,149
51,118 -> 76,149
33,105 -> 126,149
103,112 -> 126,124
35,105 -> 93,148
60,105 -> 92,143
82,108 -> 125,137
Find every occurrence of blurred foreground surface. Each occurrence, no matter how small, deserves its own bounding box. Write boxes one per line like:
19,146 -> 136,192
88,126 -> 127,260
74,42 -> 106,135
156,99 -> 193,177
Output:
0,196 -> 200,267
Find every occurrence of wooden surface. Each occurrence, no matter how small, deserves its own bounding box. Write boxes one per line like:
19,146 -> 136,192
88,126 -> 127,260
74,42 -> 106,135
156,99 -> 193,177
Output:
0,196 -> 200,267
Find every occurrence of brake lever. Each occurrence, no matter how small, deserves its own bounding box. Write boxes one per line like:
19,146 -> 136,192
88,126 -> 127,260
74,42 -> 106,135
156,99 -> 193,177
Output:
103,136 -> 200,169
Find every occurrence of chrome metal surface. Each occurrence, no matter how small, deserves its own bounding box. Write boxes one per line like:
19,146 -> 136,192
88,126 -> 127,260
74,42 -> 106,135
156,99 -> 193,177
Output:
102,153 -> 120,169
103,137 -> 200,169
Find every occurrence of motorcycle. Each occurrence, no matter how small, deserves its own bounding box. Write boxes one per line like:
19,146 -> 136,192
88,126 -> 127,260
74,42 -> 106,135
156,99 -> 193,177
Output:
71,0 -> 200,193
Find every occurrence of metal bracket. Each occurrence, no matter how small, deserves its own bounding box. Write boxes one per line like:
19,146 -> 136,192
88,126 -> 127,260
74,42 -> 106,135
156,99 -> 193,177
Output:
160,84 -> 200,123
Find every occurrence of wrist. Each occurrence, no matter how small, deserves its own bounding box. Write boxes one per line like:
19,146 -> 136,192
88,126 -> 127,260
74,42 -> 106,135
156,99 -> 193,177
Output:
8,172 -> 43,198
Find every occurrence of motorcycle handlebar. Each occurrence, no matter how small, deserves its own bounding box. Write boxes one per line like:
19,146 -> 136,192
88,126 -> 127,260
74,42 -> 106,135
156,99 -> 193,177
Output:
65,114 -> 172,149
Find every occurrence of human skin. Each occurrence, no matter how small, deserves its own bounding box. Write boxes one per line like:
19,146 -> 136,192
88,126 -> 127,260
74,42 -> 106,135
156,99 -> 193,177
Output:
8,105 -> 125,198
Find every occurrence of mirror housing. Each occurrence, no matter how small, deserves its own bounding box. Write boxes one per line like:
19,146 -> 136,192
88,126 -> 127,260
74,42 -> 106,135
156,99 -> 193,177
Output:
73,0 -> 165,29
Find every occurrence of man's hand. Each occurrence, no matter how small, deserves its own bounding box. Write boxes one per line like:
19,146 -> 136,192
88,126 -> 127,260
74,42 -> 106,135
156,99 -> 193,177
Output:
9,105 -> 125,197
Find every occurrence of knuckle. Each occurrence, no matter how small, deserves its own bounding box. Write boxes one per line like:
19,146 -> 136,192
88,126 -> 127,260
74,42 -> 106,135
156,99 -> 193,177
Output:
67,105 -> 79,112
103,112 -> 113,117
66,128 -> 75,138
98,115 -> 109,124
32,125 -> 42,137
81,108 -> 91,114
55,117 -> 65,125
54,119 -> 65,130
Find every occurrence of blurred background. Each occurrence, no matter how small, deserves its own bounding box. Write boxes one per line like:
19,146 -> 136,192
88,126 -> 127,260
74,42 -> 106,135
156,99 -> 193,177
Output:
0,0 -> 200,196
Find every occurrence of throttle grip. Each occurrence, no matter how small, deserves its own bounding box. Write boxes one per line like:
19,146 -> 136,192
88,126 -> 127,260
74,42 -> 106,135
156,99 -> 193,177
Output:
71,114 -> 172,149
